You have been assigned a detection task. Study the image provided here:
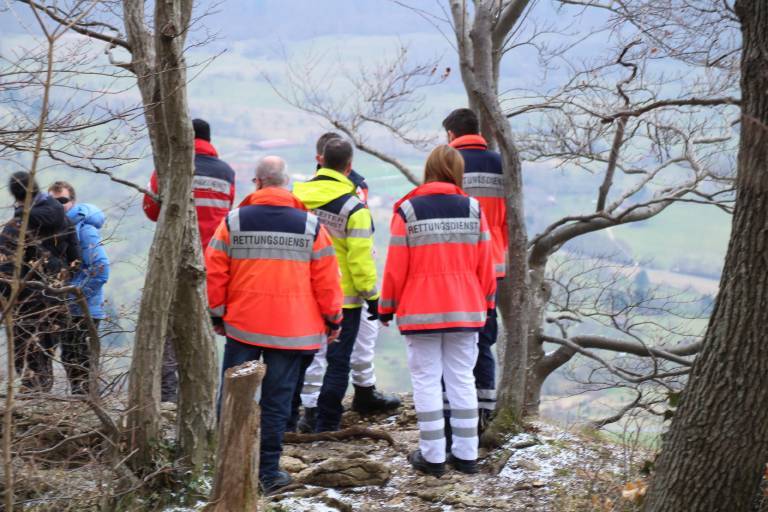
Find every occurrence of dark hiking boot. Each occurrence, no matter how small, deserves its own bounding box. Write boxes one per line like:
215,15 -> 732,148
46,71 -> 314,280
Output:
260,470 -> 293,496
297,407 -> 317,433
351,385 -> 401,414
408,450 -> 445,477
447,453 -> 479,474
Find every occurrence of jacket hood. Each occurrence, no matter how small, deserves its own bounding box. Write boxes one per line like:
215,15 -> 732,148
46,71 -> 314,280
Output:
293,168 -> 356,209
393,181 -> 467,212
239,186 -> 307,210
195,138 -> 218,157
68,203 -> 105,229
450,134 -> 488,150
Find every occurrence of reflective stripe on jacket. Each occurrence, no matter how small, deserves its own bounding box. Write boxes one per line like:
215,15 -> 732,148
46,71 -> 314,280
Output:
380,182 -> 496,334
450,135 -> 508,278
143,139 -> 236,248
205,187 -> 343,350
293,168 -> 379,309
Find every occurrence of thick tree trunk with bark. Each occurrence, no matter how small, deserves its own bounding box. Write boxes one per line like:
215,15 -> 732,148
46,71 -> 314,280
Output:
206,360 -> 266,512
172,210 -> 218,471
123,0 -> 217,472
643,2 -> 768,509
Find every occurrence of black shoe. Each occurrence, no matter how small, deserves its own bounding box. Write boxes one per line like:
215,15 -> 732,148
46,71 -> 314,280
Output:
260,470 -> 293,496
408,450 -> 445,477
297,407 -> 317,434
351,385 -> 402,414
447,453 -> 478,474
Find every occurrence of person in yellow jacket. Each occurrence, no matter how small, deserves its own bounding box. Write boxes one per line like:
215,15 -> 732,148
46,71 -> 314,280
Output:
293,138 -> 379,431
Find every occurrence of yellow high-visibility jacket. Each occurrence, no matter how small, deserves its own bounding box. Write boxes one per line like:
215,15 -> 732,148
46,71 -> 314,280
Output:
294,168 -> 379,309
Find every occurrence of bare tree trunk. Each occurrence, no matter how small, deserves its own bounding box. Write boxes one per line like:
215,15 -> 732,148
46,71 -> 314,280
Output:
522,262 -> 551,414
206,360 -> 266,512
643,2 -> 768,509
172,210 -> 217,472
123,0 -> 198,471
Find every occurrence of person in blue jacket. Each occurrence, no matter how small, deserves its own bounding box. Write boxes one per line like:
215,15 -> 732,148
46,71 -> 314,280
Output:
49,181 -> 110,395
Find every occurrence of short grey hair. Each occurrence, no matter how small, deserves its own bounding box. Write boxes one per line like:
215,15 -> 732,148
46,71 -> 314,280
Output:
255,156 -> 288,188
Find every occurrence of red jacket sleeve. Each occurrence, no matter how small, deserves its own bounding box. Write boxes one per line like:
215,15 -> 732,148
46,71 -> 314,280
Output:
204,218 -> 231,317
142,171 -> 160,222
380,212 -> 409,315
477,211 -> 497,310
310,225 -> 343,324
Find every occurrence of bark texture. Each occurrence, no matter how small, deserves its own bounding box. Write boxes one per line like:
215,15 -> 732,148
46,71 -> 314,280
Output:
171,211 -> 217,470
206,360 -> 266,512
643,2 -> 768,509
123,0 -> 215,472
449,0 -> 532,439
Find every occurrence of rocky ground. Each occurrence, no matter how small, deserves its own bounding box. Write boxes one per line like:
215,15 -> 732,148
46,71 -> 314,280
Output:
1,394 -> 657,511
257,395 -> 648,512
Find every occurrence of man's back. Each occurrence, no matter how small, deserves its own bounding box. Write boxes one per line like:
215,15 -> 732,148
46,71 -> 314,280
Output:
450,134 -> 508,278
206,187 -> 342,348
293,168 -> 378,308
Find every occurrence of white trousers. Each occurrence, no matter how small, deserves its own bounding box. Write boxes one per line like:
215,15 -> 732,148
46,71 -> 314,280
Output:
300,303 -> 379,408
405,331 -> 479,463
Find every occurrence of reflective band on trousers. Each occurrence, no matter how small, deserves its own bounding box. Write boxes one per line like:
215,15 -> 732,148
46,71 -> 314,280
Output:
450,408 -> 478,419
225,322 -> 325,347
398,311 -> 486,325
417,409 -> 444,422
195,197 -> 231,209
419,428 -> 445,441
452,426 -> 478,438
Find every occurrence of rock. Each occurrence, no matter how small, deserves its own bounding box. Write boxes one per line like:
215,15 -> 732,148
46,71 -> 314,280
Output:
297,457 -> 391,487
532,480 -> 546,488
516,459 -> 541,472
280,455 -> 307,473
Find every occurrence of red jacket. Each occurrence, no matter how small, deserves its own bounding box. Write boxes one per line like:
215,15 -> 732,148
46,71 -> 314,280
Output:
143,139 -> 236,248
380,182 -> 496,334
205,187 -> 343,350
450,135 -> 508,278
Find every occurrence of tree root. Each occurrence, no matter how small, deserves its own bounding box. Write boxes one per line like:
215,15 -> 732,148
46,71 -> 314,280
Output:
284,426 -> 396,446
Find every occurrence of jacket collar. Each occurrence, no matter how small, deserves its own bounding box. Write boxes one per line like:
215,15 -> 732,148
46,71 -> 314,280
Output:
393,181 -> 467,211
316,168 -> 355,189
239,187 -> 307,210
195,138 -> 218,157
450,134 -> 488,150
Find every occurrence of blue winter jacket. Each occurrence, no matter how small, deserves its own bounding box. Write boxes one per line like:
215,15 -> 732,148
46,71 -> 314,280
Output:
67,203 -> 110,319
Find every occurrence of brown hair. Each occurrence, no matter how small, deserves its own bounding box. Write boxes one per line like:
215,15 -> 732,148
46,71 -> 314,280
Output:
48,180 -> 76,201
424,145 -> 464,187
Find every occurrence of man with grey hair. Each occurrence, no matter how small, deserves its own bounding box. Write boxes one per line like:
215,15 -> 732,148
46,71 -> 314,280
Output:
205,154 -> 343,495
253,155 -> 289,189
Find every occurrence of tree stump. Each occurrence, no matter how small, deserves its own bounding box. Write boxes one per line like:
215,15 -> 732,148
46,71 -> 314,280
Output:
205,360 -> 266,512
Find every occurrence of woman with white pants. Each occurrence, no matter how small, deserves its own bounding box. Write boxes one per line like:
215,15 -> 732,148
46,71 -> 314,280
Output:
379,145 -> 496,476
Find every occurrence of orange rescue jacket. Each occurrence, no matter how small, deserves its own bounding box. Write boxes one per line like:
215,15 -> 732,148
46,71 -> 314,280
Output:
380,182 -> 496,334
205,187 -> 343,350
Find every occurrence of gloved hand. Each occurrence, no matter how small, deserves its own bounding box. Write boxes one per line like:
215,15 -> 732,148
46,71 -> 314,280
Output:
326,320 -> 341,342
211,316 -> 225,336
379,312 -> 394,326
366,298 -> 379,321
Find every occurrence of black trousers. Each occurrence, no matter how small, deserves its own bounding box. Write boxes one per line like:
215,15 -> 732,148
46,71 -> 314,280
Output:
58,317 -> 101,395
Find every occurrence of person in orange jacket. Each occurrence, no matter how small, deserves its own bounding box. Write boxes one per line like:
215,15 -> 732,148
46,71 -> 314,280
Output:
205,156 -> 342,495
379,145 -> 496,477
142,118 -> 236,403
444,108 -> 508,427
